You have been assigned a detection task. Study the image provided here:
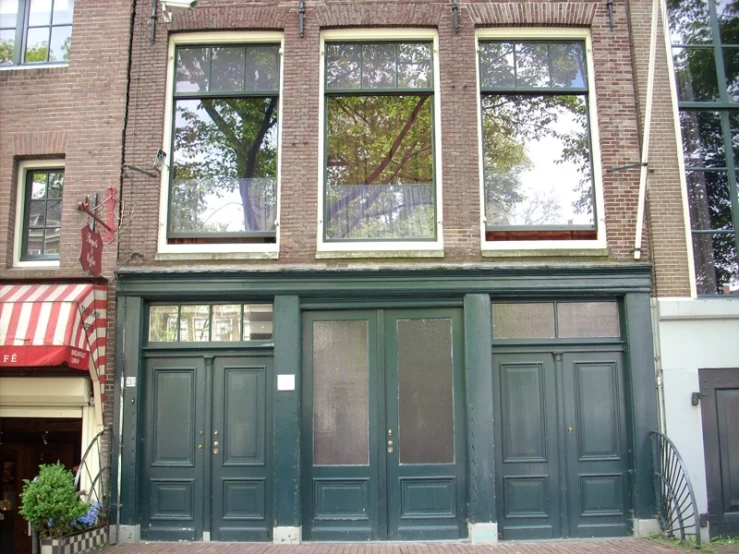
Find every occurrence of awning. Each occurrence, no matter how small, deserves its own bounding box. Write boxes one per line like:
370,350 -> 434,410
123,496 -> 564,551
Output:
0,283 -> 107,390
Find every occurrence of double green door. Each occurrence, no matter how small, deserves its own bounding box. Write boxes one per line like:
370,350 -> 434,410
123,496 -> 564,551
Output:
494,350 -> 631,540
141,355 -> 272,541
302,309 -> 466,540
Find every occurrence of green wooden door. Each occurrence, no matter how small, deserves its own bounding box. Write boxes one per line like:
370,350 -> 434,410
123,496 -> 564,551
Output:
302,309 -> 466,541
142,355 -> 272,541
494,350 -> 631,540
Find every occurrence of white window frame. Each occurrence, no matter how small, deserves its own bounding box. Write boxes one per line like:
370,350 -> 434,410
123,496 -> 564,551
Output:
316,28 -> 444,258
13,159 -> 64,268
476,28 -> 608,254
157,32 -> 284,259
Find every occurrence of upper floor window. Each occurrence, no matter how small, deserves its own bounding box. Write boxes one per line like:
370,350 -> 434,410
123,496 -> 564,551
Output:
17,165 -> 64,263
321,40 -> 438,244
0,0 -> 74,66
667,0 -> 739,294
478,36 -> 602,245
167,42 -> 280,245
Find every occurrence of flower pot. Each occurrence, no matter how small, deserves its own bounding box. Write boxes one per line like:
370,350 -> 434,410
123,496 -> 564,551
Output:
39,525 -> 108,554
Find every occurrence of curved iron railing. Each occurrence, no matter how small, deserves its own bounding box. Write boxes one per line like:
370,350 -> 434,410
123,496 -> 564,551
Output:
75,426 -> 112,513
650,430 -> 701,548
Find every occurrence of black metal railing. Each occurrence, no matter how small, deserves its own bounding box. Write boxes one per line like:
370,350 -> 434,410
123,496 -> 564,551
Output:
650,430 -> 701,548
75,426 -> 112,514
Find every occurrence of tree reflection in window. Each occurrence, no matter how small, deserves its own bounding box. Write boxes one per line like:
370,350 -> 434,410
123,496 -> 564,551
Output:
323,42 -> 436,241
479,41 -> 595,238
169,45 -> 279,242
668,0 -> 739,294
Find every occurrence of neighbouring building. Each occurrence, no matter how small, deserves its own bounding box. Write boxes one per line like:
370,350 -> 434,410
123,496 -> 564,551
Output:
112,0 -> 666,544
0,1 -> 131,553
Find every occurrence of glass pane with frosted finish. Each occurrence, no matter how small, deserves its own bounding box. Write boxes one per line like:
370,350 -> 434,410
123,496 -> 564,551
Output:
0,0 -> 18,28
313,320 -> 369,465
211,47 -> 245,93
180,305 -> 210,342
479,42 -> 515,89
492,303 -> 555,339
176,47 -> 209,93
149,306 -> 179,342
680,110 -> 725,168
362,43 -> 396,89
693,232 -> 738,294
52,0 -> 73,25
243,304 -> 273,340
246,45 -> 279,92
49,24 -> 70,61
212,304 -> 241,342
550,42 -> 586,88
25,27 -> 49,62
0,29 -> 15,65
515,42 -> 550,87
398,318 -> 454,464
397,43 -> 431,88
326,43 -> 361,90
28,0 -> 51,26
557,302 -> 620,338
673,47 -> 719,102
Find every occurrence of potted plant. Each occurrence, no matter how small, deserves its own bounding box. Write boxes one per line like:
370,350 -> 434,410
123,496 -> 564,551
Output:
19,462 -> 107,554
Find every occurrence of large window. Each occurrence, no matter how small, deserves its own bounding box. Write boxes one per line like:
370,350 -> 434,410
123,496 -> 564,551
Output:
168,43 -> 280,244
668,0 -> 739,295
18,166 -> 63,262
322,40 -> 437,242
0,0 -> 74,66
478,38 -> 599,243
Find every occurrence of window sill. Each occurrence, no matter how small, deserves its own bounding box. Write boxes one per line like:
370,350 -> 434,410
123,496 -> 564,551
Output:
13,260 -> 60,268
482,243 -> 609,258
155,251 -> 279,261
316,248 -> 444,260
0,63 -> 68,72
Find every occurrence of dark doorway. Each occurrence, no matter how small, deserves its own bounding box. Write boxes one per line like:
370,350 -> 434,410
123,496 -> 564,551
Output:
700,368 -> 739,538
0,417 -> 81,554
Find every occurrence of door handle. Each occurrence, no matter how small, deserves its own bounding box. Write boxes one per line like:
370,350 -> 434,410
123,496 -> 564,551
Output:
197,444 -> 203,450
568,426 -> 574,434
213,448 -> 220,455
213,441 -> 219,447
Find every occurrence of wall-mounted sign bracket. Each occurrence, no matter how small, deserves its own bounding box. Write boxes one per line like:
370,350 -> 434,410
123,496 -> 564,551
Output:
77,187 -> 118,243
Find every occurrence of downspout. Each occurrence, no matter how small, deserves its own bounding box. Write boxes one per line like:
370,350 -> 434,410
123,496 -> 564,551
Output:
113,326 -> 125,545
634,0 -> 660,260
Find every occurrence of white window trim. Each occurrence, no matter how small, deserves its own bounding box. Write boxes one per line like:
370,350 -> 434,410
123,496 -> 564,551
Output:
157,32 -> 284,257
316,28 -> 444,256
476,28 -> 608,253
13,159 -> 64,268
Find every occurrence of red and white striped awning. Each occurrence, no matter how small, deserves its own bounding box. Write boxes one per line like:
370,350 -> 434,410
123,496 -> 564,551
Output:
0,283 -> 107,383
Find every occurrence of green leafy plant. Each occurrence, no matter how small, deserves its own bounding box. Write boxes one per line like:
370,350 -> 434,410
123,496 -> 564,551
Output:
19,462 -> 89,538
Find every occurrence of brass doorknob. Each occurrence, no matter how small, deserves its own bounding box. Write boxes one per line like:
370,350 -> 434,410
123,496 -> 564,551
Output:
568,427 -> 574,434
213,441 -> 219,447
213,448 -> 220,455
387,447 -> 394,453
387,440 -> 393,447
197,444 -> 203,450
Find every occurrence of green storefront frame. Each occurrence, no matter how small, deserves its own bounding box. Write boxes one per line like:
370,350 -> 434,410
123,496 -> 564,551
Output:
111,264 -> 658,542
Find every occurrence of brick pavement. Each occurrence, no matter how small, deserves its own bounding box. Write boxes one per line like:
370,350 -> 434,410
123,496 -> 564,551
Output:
100,540 -> 686,554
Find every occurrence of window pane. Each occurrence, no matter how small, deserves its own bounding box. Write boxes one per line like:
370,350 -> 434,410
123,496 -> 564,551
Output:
49,24 -> 70,62
0,29 -> 15,65
326,43 -> 361,90
557,302 -> 620,338
43,228 -> 60,255
692,232 -> 738,294
482,94 -> 594,227
398,318 -> 454,464
243,304 -> 273,340
25,26 -> 49,62
479,42 -> 515,89
47,171 -> 63,197
28,200 -> 45,226
212,304 -> 241,341
28,0 -> 51,26
176,47 -> 209,93
492,303 -> 555,339
397,43 -> 432,88
25,228 -> 43,256
209,47 -> 244,92
687,171 -> 733,231
180,305 -> 210,341
245,45 -> 279,92
362,43 -> 396,89
0,0 -> 18,28
516,42 -> 550,87
170,97 -> 278,235
667,0 -> 712,44
149,305 -> 179,342
313,320 -> 369,466
680,110 -> 726,168
725,47 -> 739,102
52,0 -> 73,25
550,42 -> 586,88
46,199 -> 62,225
718,0 -> 739,45
31,172 -> 48,198
673,47 -> 719,102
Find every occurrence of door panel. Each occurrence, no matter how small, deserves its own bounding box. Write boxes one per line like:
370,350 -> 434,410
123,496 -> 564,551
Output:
142,358 -> 205,541
700,368 -> 739,537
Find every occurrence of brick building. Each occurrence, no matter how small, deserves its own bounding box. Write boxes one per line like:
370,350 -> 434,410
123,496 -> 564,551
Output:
0,1 -> 131,553
111,0 -> 669,544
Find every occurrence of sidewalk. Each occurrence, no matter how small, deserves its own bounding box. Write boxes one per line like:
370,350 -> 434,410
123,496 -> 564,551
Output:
100,539 -> 687,554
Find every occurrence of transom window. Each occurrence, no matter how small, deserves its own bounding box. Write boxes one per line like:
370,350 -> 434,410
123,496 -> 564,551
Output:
323,41 -> 437,242
479,40 -> 597,242
492,301 -> 620,339
148,303 -> 273,342
169,44 -> 280,244
667,0 -> 739,294
0,0 -> 74,66
20,167 -> 63,261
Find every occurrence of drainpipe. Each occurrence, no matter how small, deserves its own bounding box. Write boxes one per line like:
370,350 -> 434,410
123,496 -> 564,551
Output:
650,297 -> 667,434
634,0 -> 660,260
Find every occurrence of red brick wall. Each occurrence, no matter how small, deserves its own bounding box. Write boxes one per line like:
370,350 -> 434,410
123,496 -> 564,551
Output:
119,0 -> 651,270
0,0 -> 132,427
